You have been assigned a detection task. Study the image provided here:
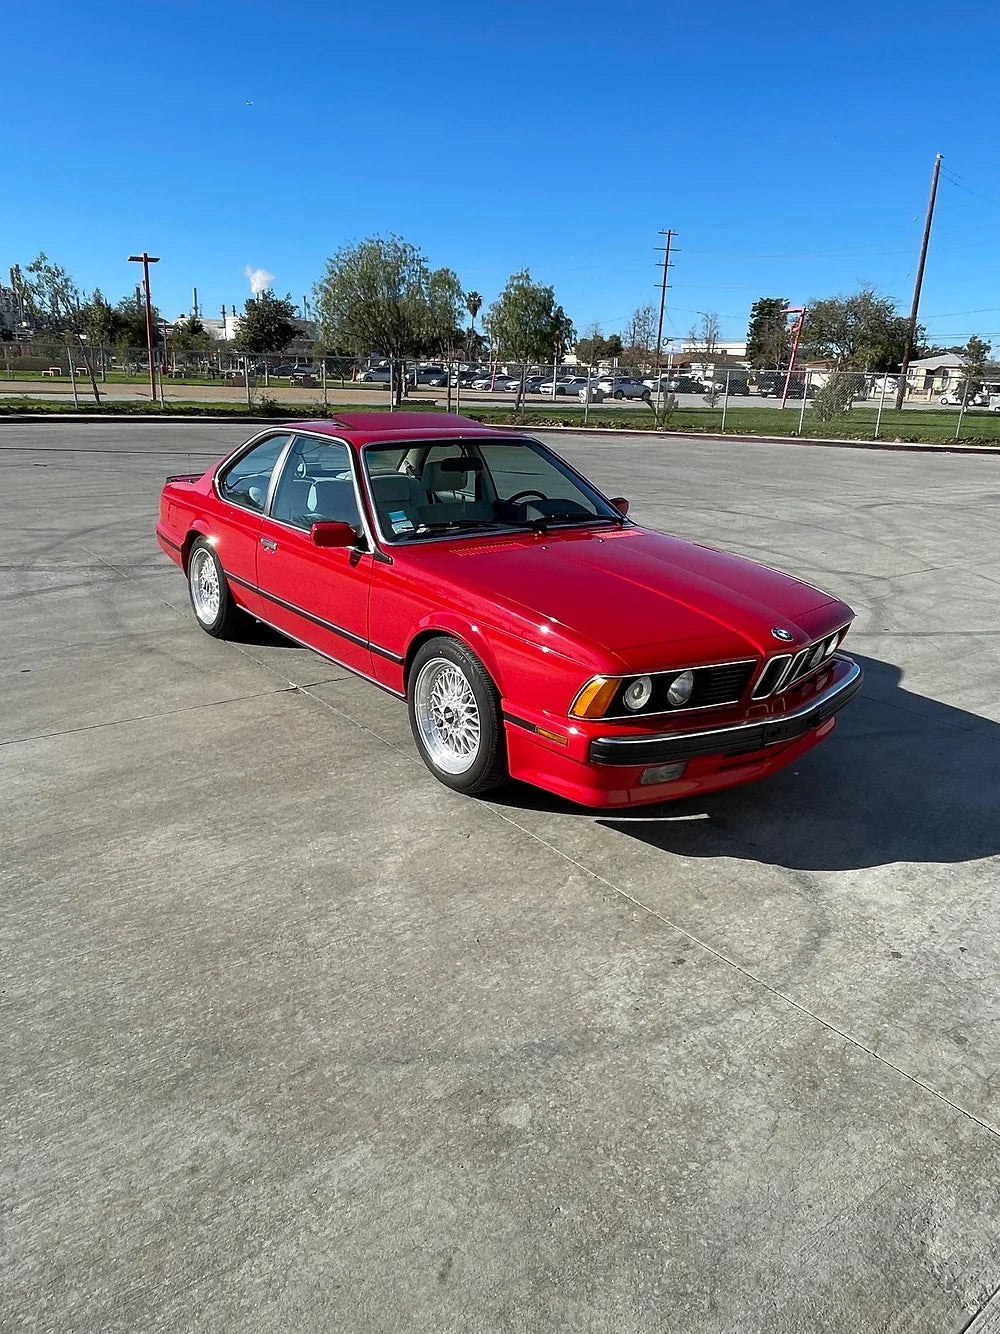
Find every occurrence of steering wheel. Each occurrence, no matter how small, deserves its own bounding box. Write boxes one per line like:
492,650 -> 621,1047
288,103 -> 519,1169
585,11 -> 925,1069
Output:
508,489 -> 548,504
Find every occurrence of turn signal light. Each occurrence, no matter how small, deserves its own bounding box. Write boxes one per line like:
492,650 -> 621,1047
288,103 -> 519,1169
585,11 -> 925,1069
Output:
570,677 -> 620,719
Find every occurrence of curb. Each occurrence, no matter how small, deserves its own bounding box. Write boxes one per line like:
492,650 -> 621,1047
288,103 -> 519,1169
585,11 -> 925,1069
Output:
2,413 -> 1000,457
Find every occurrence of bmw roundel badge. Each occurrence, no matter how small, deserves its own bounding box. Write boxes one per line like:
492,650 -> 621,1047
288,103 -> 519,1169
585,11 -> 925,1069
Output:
771,627 -> 795,642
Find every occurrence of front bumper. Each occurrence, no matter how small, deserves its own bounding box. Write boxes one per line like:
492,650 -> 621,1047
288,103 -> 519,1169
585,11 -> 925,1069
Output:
589,656 -> 863,767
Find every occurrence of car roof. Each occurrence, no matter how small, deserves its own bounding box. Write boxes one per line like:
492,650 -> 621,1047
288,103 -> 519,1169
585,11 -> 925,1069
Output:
284,412 -> 522,447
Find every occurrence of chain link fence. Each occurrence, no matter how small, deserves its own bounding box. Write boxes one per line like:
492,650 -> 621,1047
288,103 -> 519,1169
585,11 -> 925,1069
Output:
3,343 -> 999,439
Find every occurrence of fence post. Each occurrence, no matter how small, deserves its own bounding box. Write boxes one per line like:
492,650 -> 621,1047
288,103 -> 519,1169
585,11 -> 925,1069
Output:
322,357 -> 328,411
798,371 -> 809,435
874,376 -> 888,440
66,345 -> 80,409
720,370 -> 730,433
244,357 -> 252,411
3,344 -> 9,380
955,375 -> 971,440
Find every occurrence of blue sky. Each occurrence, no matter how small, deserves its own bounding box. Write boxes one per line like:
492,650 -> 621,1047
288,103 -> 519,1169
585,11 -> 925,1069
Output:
7,0 -> 1000,349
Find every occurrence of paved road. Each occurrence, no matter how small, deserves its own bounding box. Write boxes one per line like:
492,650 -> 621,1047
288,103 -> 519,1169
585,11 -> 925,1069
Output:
3,422 -> 1000,1333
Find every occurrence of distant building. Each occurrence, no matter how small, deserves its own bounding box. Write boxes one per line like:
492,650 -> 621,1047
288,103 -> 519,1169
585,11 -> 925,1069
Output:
905,353 -> 965,395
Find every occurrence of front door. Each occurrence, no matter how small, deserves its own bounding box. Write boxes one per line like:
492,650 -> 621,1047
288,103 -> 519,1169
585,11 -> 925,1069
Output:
255,434 -> 374,677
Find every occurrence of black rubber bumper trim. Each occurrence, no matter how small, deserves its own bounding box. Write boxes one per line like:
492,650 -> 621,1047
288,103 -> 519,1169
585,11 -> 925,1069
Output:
590,660 -> 863,767
503,712 -> 538,733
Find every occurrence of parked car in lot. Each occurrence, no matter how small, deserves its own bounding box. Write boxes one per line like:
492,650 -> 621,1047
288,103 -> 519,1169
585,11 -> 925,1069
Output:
756,372 -> 814,398
938,388 -> 988,406
470,372 -> 519,391
158,412 -> 861,808
596,375 -> 651,401
659,375 -> 708,395
407,365 -> 448,386
271,362 -> 315,380
357,367 -> 392,384
537,375 -> 592,396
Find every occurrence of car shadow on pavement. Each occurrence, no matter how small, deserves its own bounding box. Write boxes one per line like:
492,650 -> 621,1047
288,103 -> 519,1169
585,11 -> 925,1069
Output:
498,656 -> 1000,873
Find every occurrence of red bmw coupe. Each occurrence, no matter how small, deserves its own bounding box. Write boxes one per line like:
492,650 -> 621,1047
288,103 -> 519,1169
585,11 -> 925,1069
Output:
156,413 -> 862,808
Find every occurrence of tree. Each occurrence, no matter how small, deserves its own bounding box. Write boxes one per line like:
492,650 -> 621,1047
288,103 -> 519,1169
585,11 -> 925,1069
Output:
114,292 -> 162,361
80,290 -> 123,346
314,235 -> 464,404
170,315 -> 216,352
688,311 -> 721,368
801,285 -> 918,371
23,253 -> 102,402
574,322 -> 606,367
465,290 -> 482,334
622,305 -> 657,369
959,334 -> 991,398
486,269 -> 575,411
233,290 -> 299,355
745,297 -> 791,369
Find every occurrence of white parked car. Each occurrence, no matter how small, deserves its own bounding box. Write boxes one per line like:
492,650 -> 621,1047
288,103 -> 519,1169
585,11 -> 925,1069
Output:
537,376 -> 592,396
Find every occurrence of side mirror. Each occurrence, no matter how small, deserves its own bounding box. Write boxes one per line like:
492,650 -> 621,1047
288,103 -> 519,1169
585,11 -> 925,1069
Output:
609,497 -> 630,516
310,521 -> 358,548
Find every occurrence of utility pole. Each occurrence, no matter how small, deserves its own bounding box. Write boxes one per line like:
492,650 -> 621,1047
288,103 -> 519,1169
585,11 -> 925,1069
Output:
654,230 -> 675,374
128,252 -> 160,404
896,154 -> 943,411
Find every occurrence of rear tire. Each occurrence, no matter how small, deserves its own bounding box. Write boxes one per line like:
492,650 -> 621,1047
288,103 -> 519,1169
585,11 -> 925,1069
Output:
187,537 -> 246,639
407,637 -> 508,795
613,389 -> 624,400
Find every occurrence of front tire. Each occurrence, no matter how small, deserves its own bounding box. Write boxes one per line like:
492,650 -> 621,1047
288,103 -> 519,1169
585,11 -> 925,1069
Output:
407,637 -> 508,795
187,538 -> 246,638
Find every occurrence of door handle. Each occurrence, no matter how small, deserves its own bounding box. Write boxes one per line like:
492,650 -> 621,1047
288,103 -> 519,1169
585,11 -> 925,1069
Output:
259,537 -> 278,552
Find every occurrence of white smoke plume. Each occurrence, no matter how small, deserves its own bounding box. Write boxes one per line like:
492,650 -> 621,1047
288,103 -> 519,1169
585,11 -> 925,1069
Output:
245,266 -> 274,296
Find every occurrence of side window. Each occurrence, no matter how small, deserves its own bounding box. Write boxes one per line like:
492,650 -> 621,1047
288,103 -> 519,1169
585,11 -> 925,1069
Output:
270,437 -> 362,530
218,434 -> 291,512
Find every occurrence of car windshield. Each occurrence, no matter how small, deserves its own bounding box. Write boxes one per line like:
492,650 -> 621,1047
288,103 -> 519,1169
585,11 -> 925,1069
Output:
363,437 -> 624,543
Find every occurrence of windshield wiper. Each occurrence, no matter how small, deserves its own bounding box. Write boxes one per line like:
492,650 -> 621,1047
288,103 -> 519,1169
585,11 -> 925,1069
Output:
510,513 -> 627,534
409,519 -> 506,536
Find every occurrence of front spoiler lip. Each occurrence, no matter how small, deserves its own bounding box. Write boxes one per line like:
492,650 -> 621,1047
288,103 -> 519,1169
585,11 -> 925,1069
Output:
589,655 -> 863,767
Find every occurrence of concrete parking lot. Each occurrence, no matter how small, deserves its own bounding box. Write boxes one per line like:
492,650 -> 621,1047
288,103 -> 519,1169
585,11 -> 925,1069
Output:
3,421 -> 1000,1333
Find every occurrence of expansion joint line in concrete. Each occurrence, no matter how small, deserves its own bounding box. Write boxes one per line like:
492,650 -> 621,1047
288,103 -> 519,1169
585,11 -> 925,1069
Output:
0,686 -> 299,748
490,807 -> 1000,1147
959,1284 -> 1000,1333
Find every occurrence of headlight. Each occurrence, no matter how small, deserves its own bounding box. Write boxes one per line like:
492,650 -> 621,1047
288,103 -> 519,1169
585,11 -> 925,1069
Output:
623,675 -> 653,711
666,669 -> 695,707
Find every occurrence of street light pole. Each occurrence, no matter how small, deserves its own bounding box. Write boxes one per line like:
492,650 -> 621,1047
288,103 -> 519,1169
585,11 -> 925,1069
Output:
128,252 -> 160,404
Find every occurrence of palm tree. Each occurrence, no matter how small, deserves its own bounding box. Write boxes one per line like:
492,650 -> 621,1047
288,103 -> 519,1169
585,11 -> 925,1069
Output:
465,291 -> 482,335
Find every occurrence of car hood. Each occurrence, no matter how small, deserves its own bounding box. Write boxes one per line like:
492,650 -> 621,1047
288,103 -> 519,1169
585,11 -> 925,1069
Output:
413,525 -> 846,667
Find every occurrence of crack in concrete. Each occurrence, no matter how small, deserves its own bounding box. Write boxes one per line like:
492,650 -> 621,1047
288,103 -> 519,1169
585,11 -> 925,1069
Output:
0,685 -> 297,748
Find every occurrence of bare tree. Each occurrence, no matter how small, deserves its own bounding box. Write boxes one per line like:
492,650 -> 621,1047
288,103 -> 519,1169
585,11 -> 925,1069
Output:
687,312 -> 721,372
622,304 -> 656,370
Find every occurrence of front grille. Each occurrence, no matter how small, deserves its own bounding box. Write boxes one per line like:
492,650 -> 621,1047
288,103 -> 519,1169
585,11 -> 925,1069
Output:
752,626 -> 850,699
751,654 -> 792,699
688,661 -> 756,707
